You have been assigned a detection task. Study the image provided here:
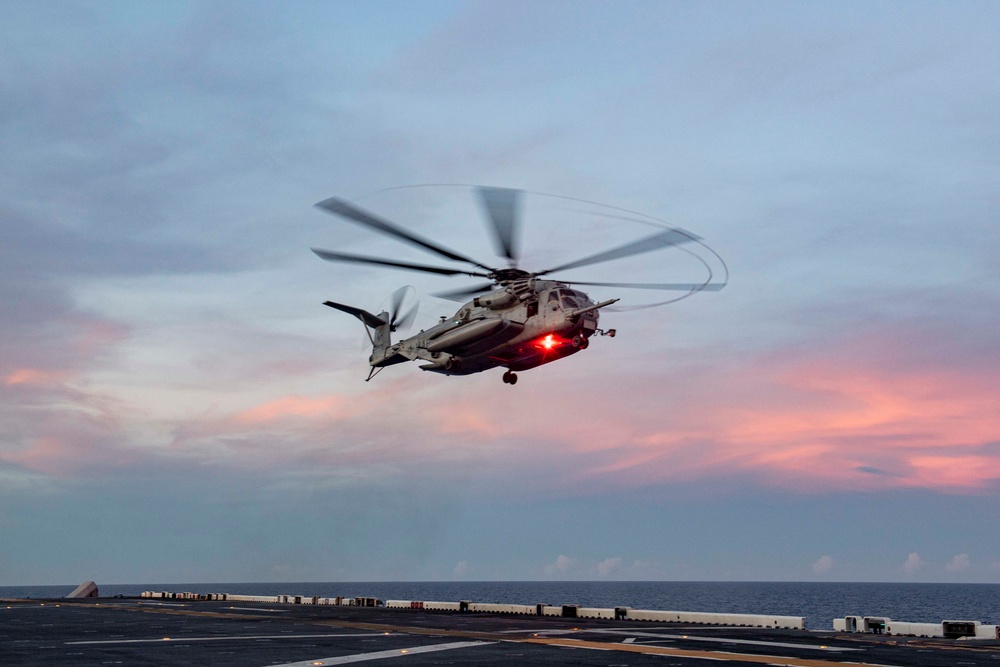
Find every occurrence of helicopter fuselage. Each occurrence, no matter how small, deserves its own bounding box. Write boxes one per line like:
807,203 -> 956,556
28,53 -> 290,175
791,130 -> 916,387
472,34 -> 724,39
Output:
372,280 -> 616,376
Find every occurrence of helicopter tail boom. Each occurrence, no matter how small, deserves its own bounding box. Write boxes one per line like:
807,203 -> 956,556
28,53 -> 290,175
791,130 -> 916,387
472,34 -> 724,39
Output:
323,300 -> 402,368
322,301 -> 387,329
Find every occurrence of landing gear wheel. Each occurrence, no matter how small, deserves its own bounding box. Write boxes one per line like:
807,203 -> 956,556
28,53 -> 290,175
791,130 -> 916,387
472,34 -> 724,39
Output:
502,371 -> 518,385
445,357 -> 461,372
572,335 -> 589,349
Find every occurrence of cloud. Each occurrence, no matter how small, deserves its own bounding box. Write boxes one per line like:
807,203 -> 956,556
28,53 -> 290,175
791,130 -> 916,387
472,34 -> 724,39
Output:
902,552 -> 924,574
3,1 -> 1000,586
3,368 -> 67,387
544,555 -> 579,578
234,395 -> 355,424
854,466 -> 898,477
812,555 -> 834,574
566,294 -> 1000,494
945,553 -> 970,573
5,282 -> 1000,503
534,556 -> 660,580
595,557 -> 623,578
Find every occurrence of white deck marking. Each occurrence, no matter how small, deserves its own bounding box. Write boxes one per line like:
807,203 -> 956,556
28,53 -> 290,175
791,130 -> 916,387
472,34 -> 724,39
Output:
589,629 -> 861,652
67,633 -> 396,645
493,628 -> 579,635
225,606 -> 288,613
274,641 -> 492,666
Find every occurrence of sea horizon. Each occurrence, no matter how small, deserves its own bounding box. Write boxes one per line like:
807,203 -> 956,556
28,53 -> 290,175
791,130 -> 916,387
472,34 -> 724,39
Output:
4,580 -> 999,630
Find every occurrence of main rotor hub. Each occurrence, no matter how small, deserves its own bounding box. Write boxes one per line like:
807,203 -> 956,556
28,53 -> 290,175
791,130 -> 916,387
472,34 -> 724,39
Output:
490,268 -> 533,284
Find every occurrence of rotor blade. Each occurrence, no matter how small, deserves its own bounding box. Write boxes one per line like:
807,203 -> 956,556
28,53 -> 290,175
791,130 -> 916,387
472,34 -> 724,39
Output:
555,279 -> 727,291
389,285 -> 410,322
311,248 -> 489,277
387,285 -> 416,330
538,228 -> 700,275
477,186 -> 521,264
395,303 -> 418,332
316,197 -> 492,269
605,297 -> 701,311
431,282 -> 497,301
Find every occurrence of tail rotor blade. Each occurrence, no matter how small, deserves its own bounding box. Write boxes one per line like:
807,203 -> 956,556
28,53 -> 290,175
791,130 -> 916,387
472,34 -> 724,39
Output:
387,285 -> 418,332
477,187 -> 522,265
395,303 -> 418,332
389,285 -> 410,323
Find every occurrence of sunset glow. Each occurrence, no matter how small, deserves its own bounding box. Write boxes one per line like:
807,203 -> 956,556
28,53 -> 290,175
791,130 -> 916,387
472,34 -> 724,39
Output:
3,2 -> 999,584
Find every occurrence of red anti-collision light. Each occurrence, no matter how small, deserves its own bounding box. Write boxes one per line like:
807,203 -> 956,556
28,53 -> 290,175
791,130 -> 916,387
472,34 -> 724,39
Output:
533,333 -> 569,350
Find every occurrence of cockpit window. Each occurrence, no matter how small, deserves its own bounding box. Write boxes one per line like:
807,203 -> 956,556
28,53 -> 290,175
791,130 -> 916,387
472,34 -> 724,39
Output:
561,294 -> 580,309
546,288 -> 591,309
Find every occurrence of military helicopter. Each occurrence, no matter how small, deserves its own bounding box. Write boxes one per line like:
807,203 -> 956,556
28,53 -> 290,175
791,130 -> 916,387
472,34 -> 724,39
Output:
312,186 -> 724,384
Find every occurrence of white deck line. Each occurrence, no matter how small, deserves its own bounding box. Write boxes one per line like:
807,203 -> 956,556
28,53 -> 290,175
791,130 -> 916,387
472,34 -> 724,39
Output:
67,633 -> 397,645
274,641 -> 493,666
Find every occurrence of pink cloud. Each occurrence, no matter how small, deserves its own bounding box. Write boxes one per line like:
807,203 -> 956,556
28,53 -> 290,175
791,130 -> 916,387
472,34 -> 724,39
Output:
13,338 -> 991,494
3,303 -> 996,498
3,437 -> 81,477
71,319 -> 130,355
163,379 -> 492,475
2,430 -> 138,478
234,395 -> 355,424
4,368 -> 67,387
714,360 -> 1000,490
491,322 -> 1000,494
908,455 -> 1000,489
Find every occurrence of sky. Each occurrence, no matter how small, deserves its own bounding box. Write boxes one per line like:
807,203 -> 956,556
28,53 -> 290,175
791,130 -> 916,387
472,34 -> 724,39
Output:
1,0 -> 999,586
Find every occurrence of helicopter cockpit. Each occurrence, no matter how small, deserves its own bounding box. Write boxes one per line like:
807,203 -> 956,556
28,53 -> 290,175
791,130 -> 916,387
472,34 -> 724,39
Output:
544,287 -> 593,311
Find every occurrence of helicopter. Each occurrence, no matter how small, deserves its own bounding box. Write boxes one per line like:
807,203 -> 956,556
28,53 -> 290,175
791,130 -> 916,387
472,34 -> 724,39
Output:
312,186 -> 724,384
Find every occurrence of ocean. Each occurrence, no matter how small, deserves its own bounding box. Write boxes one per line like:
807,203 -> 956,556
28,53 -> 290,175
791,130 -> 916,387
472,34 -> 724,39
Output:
3,581 -> 998,630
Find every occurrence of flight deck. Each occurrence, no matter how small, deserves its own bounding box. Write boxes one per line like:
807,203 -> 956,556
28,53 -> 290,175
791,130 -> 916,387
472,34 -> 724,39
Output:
3,595 -> 1000,666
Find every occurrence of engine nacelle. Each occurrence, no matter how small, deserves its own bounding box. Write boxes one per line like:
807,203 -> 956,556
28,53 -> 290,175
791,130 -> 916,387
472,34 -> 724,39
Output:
474,289 -> 518,310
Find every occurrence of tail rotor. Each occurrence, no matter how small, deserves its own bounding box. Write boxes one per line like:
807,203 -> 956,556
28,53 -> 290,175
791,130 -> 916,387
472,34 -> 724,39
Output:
387,285 -> 419,333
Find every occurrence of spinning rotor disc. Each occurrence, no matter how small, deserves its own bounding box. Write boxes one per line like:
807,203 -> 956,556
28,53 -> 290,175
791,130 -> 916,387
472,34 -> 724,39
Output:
311,185 -> 727,308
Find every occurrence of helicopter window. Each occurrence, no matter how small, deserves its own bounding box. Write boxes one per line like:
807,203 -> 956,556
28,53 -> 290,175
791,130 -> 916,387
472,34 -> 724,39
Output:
568,289 -> 592,307
547,291 -> 560,303
527,300 -> 538,317
561,294 -> 580,309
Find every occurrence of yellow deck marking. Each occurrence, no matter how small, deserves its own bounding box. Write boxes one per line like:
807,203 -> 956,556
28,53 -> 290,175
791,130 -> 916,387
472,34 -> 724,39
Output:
523,636 -> 897,667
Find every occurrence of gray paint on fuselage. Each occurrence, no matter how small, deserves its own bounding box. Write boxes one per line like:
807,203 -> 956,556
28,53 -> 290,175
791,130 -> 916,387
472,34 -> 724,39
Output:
371,281 -> 601,376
